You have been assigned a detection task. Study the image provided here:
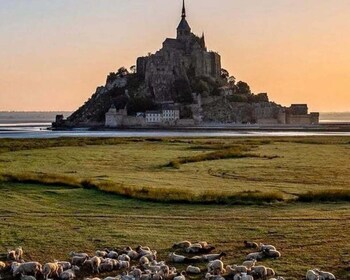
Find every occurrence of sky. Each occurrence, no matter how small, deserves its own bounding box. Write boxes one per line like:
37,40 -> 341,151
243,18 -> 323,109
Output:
0,0 -> 349,112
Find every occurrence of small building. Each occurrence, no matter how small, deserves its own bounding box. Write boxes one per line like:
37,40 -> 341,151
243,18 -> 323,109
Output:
161,103 -> 180,123
146,111 -> 162,123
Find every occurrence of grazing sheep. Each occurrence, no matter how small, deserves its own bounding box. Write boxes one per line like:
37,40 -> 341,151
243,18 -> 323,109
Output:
259,244 -> 276,252
57,261 -> 72,271
16,247 -> 24,261
242,260 -> 256,270
306,270 -> 320,280
0,261 -> 6,271
21,276 -> 37,280
82,256 -> 101,273
205,272 -> 225,280
266,267 -> 275,278
107,251 -> 119,259
172,241 -> 191,249
139,256 -> 150,267
60,266 -> 79,280
69,252 -> 89,258
245,252 -> 264,261
313,269 -> 336,280
168,253 -> 187,263
7,250 -> 17,261
173,272 -> 186,280
13,262 -> 42,278
43,262 -> 60,280
251,266 -> 267,280
226,265 -> 248,274
244,241 -> 259,249
95,250 -> 108,258
99,261 -> 114,273
71,256 -> 88,266
263,249 -> 281,259
118,254 -> 131,262
186,265 -> 201,274
203,252 -> 226,261
118,261 -> 130,270
208,260 -> 225,275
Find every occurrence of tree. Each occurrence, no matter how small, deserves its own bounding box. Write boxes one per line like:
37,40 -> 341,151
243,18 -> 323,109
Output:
130,65 -> 136,74
228,76 -> 236,87
236,81 -> 251,95
117,67 -> 129,77
220,68 -> 230,81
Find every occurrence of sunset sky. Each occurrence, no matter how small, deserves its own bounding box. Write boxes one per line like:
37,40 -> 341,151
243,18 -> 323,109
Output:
0,0 -> 349,112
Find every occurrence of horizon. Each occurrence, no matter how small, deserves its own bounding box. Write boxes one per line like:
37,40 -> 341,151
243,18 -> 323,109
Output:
0,0 -> 349,112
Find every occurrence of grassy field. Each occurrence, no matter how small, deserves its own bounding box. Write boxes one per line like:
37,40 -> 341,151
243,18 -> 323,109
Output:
0,137 -> 349,279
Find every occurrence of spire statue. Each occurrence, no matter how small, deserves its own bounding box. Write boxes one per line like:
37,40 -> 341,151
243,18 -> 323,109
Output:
182,0 -> 186,18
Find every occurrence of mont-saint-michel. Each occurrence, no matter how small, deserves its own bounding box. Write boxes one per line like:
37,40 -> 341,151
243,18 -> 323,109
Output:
53,1 -> 319,129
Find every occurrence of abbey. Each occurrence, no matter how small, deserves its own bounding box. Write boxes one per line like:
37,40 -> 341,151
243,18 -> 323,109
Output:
136,0 -> 221,103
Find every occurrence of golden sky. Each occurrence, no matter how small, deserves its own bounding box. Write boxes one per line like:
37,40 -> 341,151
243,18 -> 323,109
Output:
0,0 -> 349,112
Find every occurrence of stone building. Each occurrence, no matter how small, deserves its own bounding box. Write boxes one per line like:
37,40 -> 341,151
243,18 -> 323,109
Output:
136,0 -> 221,103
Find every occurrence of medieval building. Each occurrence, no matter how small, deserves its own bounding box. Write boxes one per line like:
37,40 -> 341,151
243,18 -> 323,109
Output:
136,0 -> 221,103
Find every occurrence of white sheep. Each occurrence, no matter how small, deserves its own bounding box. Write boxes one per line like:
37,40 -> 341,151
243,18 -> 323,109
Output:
103,277 -> 120,280
16,247 -> 24,260
95,250 -> 108,258
208,260 -> 225,275
126,249 -> 139,260
13,262 -> 42,278
0,261 -> 6,271
11,261 -> 21,273
7,250 -> 17,261
242,260 -> 256,270
69,252 -> 89,258
240,273 -> 254,280
83,256 -> 101,273
205,272 -> 225,280
266,267 -> 275,277
107,251 -> 119,259
203,252 -> 226,261
263,249 -> 281,259
314,269 -> 336,280
43,262 -> 61,280
118,254 -> 131,262
139,256 -> 150,268
306,270 -> 320,280
251,266 -> 267,279
186,265 -> 201,274
172,241 -> 191,249
185,244 -> 202,253
259,243 -> 276,252
60,266 -> 80,280
57,261 -> 72,271
71,256 -> 88,266
168,252 -> 187,263
21,276 -> 37,280
173,272 -> 186,280
226,265 -> 248,274
245,252 -> 264,261
118,261 -> 130,270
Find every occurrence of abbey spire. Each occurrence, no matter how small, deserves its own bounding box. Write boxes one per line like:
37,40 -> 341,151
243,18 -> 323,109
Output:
177,0 -> 191,40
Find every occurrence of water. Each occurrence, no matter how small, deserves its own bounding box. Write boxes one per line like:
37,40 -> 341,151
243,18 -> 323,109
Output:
0,112 -> 350,139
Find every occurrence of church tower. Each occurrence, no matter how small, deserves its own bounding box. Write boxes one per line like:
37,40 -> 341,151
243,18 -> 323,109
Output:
177,0 -> 191,40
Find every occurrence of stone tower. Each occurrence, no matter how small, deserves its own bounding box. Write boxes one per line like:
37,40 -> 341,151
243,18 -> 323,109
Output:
177,0 -> 191,40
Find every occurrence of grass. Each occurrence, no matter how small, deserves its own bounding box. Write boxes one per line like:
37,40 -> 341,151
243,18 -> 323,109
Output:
0,182 -> 349,280
297,189 -> 350,202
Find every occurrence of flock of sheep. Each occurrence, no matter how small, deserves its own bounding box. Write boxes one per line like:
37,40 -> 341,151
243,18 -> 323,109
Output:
0,241 -> 336,280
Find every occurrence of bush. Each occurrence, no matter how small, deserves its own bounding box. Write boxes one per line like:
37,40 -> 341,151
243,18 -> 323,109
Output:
296,190 -> 350,202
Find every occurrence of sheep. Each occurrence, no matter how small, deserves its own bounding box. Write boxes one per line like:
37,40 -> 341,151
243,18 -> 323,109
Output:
313,269 -> 336,280
136,246 -> 152,257
244,241 -> 259,249
103,277 -> 120,280
82,256 -> 101,273
208,260 -> 225,275
168,253 -> 187,263
60,266 -> 80,280
173,271 -> 186,280
118,254 -> 131,262
186,265 -> 201,274
43,262 -> 60,280
127,250 -> 139,260
139,256 -> 150,268
203,252 -> 226,261
95,250 -> 108,258
13,262 -> 42,278
21,276 -> 37,280
226,265 -> 248,274
269,278 -> 285,280
263,249 -> 281,259
15,247 -> 24,261
245,252 -> 264,261
85,278 -> 101,280
259,243 -> 276,252
142,250 -> 157,261
69,252 -> 89,258
250,266 -> 267,280
7,250 -> 17,261
0,261 -> 6,271
185,243 -> 202,253
306,270 -> 320,280
205,272 -> 225,280
107,251 -> 119,259
117,261 -> 130,270
71,256 -> 88,266
242,260 -> 256,270
172,241 -> 191,249
99,261 -> 114,273
240,273 -> 254,280
266,267 -> 275,278
11,261 -> 21,273
57,261 -> 72,271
